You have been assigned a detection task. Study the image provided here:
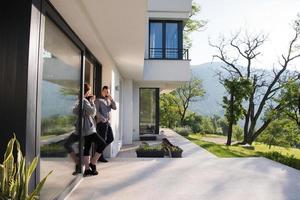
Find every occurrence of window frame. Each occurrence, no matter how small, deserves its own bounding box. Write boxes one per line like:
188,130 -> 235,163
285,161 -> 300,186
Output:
148,20 -> 183,60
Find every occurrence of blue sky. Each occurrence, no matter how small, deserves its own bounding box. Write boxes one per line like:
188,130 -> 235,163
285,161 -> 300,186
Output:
190,0 -> 300,71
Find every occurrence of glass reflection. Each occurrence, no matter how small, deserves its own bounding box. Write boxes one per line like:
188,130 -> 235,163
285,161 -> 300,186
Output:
139,88 -> 158,135
40,17 -> 81,199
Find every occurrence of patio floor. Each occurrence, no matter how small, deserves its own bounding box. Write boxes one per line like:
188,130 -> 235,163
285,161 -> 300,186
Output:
66,129 -> 300,200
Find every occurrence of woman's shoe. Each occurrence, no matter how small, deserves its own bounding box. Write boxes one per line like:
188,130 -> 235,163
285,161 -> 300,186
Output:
83,169 -> 98,176
72,164 -> 81,176
89,163 -> 99,175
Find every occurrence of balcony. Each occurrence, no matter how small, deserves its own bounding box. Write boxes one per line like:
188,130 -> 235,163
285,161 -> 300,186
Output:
143,58 -> 191,83
149,48 -> 189,60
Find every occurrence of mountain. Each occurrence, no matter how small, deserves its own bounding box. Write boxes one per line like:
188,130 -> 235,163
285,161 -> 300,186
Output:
189,62 -> 226,117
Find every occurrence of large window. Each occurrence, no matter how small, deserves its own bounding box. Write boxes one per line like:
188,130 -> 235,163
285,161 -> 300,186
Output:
40,16 -> 81,200
149,21 -> 183,59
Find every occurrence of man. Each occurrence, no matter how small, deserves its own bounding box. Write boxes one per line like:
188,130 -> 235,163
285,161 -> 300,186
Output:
95,86 -> 117,162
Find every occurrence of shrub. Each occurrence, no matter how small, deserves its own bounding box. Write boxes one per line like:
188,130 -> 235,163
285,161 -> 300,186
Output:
264,151 -> 300,170
135,143 -> 165,157
0,134 -> 52,199
174,126 -> 191,137
233,125 -> 243,142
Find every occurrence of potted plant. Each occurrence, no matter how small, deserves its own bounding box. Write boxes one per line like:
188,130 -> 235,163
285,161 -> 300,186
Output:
169,146 -> 183,158
0,134 -> 52,200
161,138 -> 183,158
136,143 -> 165,158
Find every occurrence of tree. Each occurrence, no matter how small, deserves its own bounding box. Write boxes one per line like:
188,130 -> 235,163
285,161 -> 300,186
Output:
277,79 -> 300,127
210,17 -> 300,144
183,2 -> 206,49
233,125 -> 244,142
218,117 -> 229,135
222,78 -> 252,145
258,119 -> 300,149
160,93 -> 180,128
183,112 -> 202,133
200,116 -> 214,134
211,115 -> 221,134
171,77 -> 205,126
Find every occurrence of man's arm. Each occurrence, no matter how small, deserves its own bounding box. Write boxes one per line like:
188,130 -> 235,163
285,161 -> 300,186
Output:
110,99 -> 117,110
95,99 -> 108,122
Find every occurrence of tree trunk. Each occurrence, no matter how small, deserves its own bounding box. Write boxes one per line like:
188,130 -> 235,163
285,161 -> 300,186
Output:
226,93 -> 234,146
226,120 -> 233,146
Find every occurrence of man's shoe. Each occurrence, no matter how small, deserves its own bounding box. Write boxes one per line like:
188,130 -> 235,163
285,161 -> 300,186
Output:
99,157 -> 108,163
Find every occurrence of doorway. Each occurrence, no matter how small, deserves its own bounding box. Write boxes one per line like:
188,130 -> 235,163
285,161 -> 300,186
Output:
139,88 -> 159,135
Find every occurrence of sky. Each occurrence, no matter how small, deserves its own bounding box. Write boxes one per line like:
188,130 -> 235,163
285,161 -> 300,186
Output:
190,0 -> 300,71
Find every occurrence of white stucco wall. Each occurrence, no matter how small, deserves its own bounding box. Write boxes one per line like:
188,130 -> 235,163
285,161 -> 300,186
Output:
143,60 -> 191,82
122,79 -> 134,145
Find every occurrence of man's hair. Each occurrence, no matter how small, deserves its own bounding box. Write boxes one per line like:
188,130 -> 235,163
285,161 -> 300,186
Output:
102,86 -> 109,91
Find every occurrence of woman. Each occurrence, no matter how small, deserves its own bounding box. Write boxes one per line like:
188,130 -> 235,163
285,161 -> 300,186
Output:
73,83 -> 106,176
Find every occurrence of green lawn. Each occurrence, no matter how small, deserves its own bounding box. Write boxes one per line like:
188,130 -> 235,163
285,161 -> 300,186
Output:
188,134 -> 300,159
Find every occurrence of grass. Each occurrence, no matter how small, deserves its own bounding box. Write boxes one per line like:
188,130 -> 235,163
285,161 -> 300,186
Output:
188,134 -> 300,159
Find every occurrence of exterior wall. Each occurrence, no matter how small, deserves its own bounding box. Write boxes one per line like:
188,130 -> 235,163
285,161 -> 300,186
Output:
144,60 -> 191,82
132,82 -> 166,141
101,61 -> 123,158
148,0 -> 192,20
123,79 -> 134,144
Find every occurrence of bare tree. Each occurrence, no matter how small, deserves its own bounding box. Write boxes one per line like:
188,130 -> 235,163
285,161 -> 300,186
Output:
210,17 -> 300,144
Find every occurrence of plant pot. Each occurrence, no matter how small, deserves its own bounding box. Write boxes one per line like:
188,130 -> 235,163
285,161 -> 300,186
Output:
171,151 -> 182,158
136,150 -> 165,157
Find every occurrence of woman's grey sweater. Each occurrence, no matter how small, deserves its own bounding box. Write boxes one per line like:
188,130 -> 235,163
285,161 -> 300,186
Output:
73,98 -> 97,136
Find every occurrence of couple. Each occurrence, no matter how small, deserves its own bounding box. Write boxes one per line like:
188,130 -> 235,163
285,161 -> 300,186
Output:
66,83 -> 116,176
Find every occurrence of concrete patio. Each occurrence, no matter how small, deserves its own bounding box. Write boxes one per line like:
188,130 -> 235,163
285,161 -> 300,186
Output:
66,129 -> 300,200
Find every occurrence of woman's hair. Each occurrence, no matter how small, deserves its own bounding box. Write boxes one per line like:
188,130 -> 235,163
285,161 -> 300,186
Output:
102,86 -> 109,91
84,83 -> 91,95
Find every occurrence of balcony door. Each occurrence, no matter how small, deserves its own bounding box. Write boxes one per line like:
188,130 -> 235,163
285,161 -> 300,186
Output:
149,21 -> 182,59
139,88 -> 159,135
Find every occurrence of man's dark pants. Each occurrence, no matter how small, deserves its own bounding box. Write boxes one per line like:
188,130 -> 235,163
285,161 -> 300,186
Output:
96,122 -> 114,156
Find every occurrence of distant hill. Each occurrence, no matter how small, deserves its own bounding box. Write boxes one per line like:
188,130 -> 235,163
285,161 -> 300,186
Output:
189,62 -> 226,117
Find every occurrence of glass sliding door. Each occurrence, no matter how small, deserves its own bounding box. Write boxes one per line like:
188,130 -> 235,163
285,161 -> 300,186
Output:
139,88 -> 159,135
40,16 -> 81,200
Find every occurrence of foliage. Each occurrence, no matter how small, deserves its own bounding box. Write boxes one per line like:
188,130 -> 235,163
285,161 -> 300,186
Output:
59,87 -> 78,96
183,2 -> 207,48
233,125 -> 243,142
41,115 -> 76,136
258,119 -> 300,149
264,152 -> 300,170
136,143 -> 164,153
174,127 -> 192,137
183,112 -> 202,133
217,118 -> 229,135
211,115 -> 222,134
276,80 -> 300,127
187,134 -> 300,170
200,116 -> 215,134
160,77 -> 205,126
223,78 -> 252,124
0,134 -> 52,200
160,93 -> 181,128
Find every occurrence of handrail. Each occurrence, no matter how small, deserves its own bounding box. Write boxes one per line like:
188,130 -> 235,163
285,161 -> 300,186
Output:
149,48 -> 189,60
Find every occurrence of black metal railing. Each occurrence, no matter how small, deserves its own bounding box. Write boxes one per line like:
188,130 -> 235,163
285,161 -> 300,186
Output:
149,48 -> 189,60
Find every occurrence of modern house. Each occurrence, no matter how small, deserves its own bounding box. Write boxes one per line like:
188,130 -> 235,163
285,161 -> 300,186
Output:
0,0 -> 192,199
